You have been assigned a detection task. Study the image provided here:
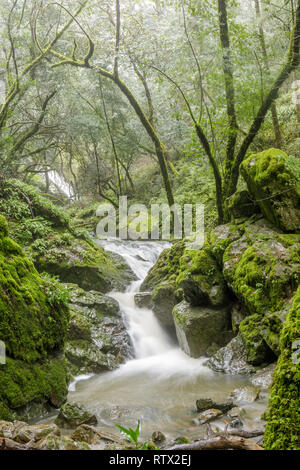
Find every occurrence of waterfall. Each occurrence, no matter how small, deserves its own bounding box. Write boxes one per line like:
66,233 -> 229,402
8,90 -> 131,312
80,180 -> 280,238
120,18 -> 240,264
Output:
69,239 -> 259,437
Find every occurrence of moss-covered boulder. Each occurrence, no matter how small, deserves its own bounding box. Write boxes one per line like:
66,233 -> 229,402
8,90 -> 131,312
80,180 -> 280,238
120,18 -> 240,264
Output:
221,219 -> 299,363
227,190 -> 260,220
240,149 -> 300,233
0,179 -> 135,293
140,241 -> 184,327
0,215 -> 69,420
55,402 -> 97,429
172,301 -> 232,358
176,247 -> 229,307
264,287 -> 300,450
65,284 -> 132,377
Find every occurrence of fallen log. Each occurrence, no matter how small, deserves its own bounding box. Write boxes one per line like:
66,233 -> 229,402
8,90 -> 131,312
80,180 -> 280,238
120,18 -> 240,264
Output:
0,437 -> 39,451
168,435 -> 264,451
228,429 -> 264,438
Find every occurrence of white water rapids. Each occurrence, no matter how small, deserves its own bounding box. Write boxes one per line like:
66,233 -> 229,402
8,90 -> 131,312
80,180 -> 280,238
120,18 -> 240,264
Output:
68,239 -> 267,440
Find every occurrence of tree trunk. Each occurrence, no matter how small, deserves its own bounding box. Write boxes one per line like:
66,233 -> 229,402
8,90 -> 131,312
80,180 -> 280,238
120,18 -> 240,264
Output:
254,0 -> 282,148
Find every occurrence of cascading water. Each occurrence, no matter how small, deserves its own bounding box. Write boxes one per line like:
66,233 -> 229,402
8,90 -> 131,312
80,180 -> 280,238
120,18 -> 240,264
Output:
69,239 -> 267,439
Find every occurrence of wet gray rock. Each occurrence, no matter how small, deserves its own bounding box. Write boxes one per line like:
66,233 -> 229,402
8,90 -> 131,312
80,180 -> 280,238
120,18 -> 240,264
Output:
152,431 -> 166,443
194,409 -> 223,425
0,420 -> 60,443
134,292 -> 153,309
173,301 -> 233,358
196,398 -> 234,413
65,284 -> 132,376
206,335 -> 256,375
230,386 -> 260,403
250,362 -> 276,390
55,402 -> 97,429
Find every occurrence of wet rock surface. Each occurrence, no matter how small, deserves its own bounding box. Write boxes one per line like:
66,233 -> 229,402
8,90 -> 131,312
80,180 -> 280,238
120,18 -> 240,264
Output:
55,402 -> 97,429
206,335 -> 256,375
65,284 -> 132,377
173,301 -> 233,358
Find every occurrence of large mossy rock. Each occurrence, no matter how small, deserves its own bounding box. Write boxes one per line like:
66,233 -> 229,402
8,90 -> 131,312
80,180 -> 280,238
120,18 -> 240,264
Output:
264,287 -> 300,450
227,190 -> 260,220
240,149 -> 300,233
31,233 -> 135,293
140,241 -> 185,327
176,247 -> 229,307
172,301 -> 232,358
65,284 -> 132,377
217,219 -> 300,364
0,215 -> 69,421
0,179 -> 135,293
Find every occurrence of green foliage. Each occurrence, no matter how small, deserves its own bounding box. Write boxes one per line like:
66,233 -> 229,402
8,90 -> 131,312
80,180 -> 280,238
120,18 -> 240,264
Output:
264,287 -> 300,450
40,273 -> 71,307
116,420 -> 148,450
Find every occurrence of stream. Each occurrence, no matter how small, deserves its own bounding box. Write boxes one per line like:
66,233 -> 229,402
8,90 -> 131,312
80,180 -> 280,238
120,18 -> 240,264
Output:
67,239 -> 267,441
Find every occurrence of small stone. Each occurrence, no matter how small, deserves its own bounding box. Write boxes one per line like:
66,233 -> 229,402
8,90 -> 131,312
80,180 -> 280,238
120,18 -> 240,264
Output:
152,431 -> 166,443
196,398 -> 234,413
194,409 -> 223,425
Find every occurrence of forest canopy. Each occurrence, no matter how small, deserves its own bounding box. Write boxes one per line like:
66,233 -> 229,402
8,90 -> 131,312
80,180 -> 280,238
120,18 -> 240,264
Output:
0,0 -> 300,223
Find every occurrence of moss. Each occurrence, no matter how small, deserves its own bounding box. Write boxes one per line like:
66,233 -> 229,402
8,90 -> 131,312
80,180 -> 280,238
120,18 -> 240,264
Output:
0,215 -> 9,237
227,190 -> 260,219
0,179 -> 70,229
209,223 -> 242,265
264,287 -> 300,450
223,232 -> 299,318
28,230 -> 134,293
0,215 -> 69,420
141,240 -> 185,291
239,314 -> 276,365
0,356 -> 68,416
176,246 -> 228,307
0,226 -> 69,363
241,149 -> 300,232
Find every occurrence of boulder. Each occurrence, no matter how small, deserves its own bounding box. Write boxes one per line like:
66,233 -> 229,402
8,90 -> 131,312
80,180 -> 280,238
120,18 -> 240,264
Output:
152,431 -> 166,444
206,335 -> 256,375
65,284 -> 132,376
240,148 -> 300,233
176,247 -> 229,307
0,179 -> 135,294
71,425 -> 122,446
227,190 -> 260,219
173,301 -> 232,358
140,241 -> 184,328
134,292 -> 153,309
55,402 -> 97,428
250,363 -> 276,390
0,215 -> 69,421
152,281 -> 178,328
